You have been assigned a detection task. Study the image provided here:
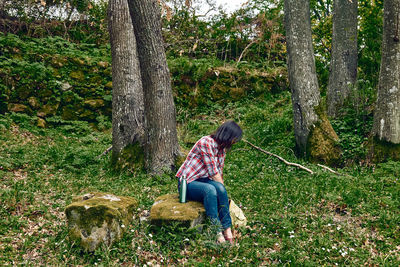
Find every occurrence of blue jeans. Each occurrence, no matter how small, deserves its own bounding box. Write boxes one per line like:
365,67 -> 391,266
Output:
180,178 -> 231,231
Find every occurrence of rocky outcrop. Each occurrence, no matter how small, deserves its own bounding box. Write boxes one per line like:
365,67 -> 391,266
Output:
65,192 -> 137,251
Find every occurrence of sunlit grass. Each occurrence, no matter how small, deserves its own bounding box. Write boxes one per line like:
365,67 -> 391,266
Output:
1,95 -> 399,265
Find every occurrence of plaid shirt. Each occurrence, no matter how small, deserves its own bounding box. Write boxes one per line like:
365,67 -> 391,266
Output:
176,136 -> 226,184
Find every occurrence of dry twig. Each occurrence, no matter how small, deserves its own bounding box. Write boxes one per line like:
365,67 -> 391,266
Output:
242,139 -> 314,174
96,145 -> 112,160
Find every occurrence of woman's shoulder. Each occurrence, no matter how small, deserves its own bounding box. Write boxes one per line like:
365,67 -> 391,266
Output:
200,135 -> 216,144
197,136 -> 219,149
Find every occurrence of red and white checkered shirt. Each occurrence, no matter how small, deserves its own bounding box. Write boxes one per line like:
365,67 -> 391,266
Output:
176,136 -> 226,184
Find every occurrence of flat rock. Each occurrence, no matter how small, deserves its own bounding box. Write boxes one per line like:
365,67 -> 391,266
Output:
65,192 -> 137,251
150,194 -> 205,228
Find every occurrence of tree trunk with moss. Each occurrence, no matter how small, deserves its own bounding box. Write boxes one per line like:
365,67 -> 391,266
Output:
108,0 -> 145,169
284,0 -> 341,165
127,0 -> 179,174
369,0 -> 400,162
327,0 -> 358,117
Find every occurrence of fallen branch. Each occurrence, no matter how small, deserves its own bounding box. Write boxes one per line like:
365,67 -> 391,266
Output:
242,139 -> 314,174
96,145 -> 112,160
317,164 -> 339,175
317,164 -> 352,177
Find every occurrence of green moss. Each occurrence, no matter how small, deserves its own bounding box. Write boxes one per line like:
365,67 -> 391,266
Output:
7,103 -> 30,113
229,87 -> 245,100
16,85 -> 32,100
367,136 -> 400,163
61,106 -> 78,121
104,81 -> 113,89
112,142 -> 145,171
27,97 -> 40,109
65,192 -> 138,251
78,109 -> 96,120
150,194 -> 205,228
50,55 -> 67,68
307,104 -> 341,166
174,151 -> 187,170
84,99 -> 104,109
37,102 -> 60,117
210,83 -> 230,100
69,70 -> 85,81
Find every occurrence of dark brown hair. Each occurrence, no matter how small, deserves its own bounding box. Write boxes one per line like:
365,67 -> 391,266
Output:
210,120 -> 243,150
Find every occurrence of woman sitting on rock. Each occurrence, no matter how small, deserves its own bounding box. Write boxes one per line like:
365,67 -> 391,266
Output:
176,120 -> 243,244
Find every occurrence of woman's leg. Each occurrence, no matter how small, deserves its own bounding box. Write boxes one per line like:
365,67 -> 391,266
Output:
186,178 -> 222,231
203,180 -> 232,230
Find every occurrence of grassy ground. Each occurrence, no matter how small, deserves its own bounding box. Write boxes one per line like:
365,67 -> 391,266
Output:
1,92 -> 399,266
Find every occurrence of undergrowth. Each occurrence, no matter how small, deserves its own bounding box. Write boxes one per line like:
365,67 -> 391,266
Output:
1,92 -> 399,265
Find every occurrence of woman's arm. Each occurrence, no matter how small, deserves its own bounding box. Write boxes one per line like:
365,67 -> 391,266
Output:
211,172 -> 224,185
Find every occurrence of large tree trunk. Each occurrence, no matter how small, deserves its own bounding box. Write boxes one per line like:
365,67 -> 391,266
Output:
327,0 -> 358,117
369,0 -> 400,161
127,0 -> 180,174
284,0 -> 341,165
108,0 -> 145,169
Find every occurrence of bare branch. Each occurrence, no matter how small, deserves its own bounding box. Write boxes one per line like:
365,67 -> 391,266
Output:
96,146 -> 112,160
243,139 -> 314,174
236,39 -> 257,65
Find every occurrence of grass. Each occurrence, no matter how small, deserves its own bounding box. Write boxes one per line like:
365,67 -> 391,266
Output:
0,92 -> 399,266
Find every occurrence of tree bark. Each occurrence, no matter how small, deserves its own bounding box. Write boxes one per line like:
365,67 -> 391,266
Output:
327,0 -> 358,117
284,0 -> 341,165
127,0 -> 180,174
369,0 -> 400,161
108,0 -> 145,168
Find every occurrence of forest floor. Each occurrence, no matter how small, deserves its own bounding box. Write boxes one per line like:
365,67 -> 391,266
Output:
1,91 -> 399,266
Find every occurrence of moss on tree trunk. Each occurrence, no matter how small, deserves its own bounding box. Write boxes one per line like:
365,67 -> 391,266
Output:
306,104 -> 341,166
367,137 -> 400,163
111,142 -> 145,171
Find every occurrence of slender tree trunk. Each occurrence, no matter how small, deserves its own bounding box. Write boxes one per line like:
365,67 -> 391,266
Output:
108,0 -> 145,169
127,0 -> 179,174
327,0 -> 358,117
369,0 -> 400,161
284,0 -> 341,165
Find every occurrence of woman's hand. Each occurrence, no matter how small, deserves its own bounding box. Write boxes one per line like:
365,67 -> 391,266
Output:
211,173 -> 224,185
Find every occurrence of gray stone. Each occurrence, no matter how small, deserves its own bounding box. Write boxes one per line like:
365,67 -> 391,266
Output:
61,82 -> 72,91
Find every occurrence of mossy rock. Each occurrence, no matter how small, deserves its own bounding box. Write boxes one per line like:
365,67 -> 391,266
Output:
51,55 -> 68,68
37,117 -> 46,128
61,106 -> 79,121
210,83 -> 230,100
70,70 -> 85,81
97,61 -> 109,68
8,103 -> 29,113
61,82 -> 72,91
37,102 -> 60,118
150,194 -> 205,228
70,57 -> 86,66
28,97 -> 41,109
65,192 -> 138,252
84,99 -> 105,109
229,87 -> 245,100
